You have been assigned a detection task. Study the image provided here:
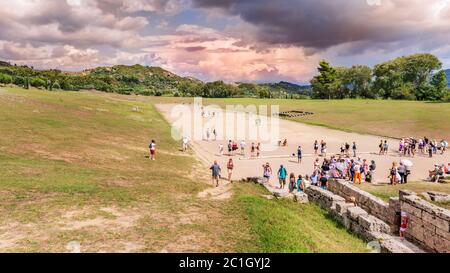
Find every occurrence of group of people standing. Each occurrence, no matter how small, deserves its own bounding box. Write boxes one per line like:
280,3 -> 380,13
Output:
388,161 -> 411,185
262,162 -> 322,193
379,137 -> 448,158
219,140 -> 261,158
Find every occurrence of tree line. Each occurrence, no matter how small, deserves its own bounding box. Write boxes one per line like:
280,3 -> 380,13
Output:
311,53 -> 449,101
0,62 -> 308,99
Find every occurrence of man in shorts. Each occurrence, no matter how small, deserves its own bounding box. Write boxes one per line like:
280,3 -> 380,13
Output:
210,161 -> 221,187
278,164 -> 287,189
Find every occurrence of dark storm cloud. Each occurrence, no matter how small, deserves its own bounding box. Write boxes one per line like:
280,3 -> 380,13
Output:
192,0 -> 450,51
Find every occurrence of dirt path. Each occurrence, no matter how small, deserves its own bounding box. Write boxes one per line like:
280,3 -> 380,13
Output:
156,103 -> 449,185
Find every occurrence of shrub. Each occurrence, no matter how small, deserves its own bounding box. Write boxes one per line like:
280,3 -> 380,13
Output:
13,76 -> 25,86
30,77 -> 46,88
0,73 -> 13,84
52,81 -> 61,90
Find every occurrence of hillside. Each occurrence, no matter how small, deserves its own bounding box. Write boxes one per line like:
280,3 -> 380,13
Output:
260,81 -> 312,96
0,61 -> 305,99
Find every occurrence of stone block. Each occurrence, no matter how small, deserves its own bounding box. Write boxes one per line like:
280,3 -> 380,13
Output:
347,206 -> 368,220
399,189 -> 416,200
272,189 -> 290,199
422,211 -> 449,231
389,197 -> 401,212
358,214 -> 391,234
401,202 -> 422,218
433,236 -> 450,253
293,192 -> 308,203
436,227 -> 450,241
336,202 -> 355,214
407,216 -> 425,242
427,191 -> 450,203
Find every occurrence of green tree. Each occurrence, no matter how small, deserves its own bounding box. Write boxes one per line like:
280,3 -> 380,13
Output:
311,60 -> 340,99
428,70 -> 448,101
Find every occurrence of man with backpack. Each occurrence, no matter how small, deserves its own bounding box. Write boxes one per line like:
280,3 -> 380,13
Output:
278,165 -> 287,189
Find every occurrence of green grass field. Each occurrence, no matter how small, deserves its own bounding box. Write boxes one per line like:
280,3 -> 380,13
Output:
0,87 -> 370,252
193,98 -> 450,140
90,93 -> 450,140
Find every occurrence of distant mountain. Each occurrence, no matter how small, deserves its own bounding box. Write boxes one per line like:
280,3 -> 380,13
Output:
259,81 -> 312,96
445,69 -> 450,87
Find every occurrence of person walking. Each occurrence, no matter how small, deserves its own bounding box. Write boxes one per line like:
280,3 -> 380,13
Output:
277,164 -> 287,189
379,140 -> 384,155
369,160 -> 376,183
349,159 -> 355,182
353,160 -> 362,184
383,141 -> 389,155
240,140 -> 246,156
398,162 -> 406,184
227,158 -> 234,183
206,128 -> 210,141
345,142 -> 350,157
182,136 -> 189,152
297,145 -> 302,163
262,163 -> 272,184
210,161 -> 221,187
352,142 -> 357,157
389,162 -> 398,185
149,140 -> 156,160
314,140 -> 319,155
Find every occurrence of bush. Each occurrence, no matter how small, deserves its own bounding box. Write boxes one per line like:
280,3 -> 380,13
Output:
0,73 -> 13,84
30,77 -> 46,88
13,76 -> 25,86
52,81 -> 61,90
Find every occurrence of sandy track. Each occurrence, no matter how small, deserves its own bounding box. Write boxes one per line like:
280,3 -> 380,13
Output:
156,103 -> 449,185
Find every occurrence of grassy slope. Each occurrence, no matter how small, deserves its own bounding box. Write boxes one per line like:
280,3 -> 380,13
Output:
232,183 -> 369,253
0,87 -> 368,252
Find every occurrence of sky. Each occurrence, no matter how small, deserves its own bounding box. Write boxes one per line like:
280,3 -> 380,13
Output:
1,0 -> 450,84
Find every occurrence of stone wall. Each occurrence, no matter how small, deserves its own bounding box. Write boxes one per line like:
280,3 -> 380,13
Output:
305,186 -> 390,240
328,179 -> 400,232
304,186 -> 424,253
400,190 -> 450,253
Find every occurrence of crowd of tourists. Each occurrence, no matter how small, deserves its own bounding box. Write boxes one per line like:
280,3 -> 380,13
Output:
383,137 -> 448,158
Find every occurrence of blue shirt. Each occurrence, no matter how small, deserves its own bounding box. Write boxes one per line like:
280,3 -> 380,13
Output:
210,164 -> 221,176
278,167 -> 287,179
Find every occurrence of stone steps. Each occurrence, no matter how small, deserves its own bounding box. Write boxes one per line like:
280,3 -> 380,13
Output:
380,236 -> 426,253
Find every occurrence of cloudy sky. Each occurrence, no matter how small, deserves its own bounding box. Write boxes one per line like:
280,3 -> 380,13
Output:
1,0 -> 450,84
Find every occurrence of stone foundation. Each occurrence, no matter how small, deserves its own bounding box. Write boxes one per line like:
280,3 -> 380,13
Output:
304,186 -> 425,253
400,190 -> 450,253
328,179 -> 400,232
